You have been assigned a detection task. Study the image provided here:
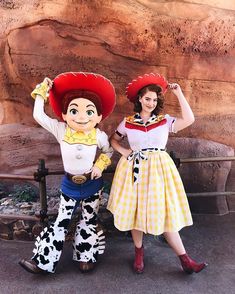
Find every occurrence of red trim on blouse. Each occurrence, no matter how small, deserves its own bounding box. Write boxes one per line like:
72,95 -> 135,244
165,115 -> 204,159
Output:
125,119 -> 167,132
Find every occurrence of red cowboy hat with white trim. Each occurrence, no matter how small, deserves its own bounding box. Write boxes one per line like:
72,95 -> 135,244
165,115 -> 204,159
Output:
126,73 -> 168,102
49,72 -> 116,120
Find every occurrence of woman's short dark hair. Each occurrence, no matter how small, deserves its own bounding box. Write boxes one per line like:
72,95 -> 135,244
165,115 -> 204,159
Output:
133,84 -> 164,115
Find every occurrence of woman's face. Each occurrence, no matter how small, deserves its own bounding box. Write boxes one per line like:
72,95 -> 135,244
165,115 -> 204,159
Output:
62,98 -> 102,132
139,91 -> 158,114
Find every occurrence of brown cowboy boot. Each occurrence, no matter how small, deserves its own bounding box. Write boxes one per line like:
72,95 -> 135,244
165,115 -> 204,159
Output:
19,259 -> 47,274
79,261 -> 95,273
179,253 -> 208,274
133,246 -> 144,274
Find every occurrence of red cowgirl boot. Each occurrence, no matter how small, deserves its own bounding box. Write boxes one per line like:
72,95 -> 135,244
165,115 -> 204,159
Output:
133,246 -> 144,274
179,253 -> 208,274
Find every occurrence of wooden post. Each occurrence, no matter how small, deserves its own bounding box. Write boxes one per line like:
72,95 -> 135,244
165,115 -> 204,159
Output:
34,159 -> 48,222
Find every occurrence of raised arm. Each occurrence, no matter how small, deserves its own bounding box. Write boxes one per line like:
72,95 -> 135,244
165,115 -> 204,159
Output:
31,78 -> 63,139
168,83 -> 195,133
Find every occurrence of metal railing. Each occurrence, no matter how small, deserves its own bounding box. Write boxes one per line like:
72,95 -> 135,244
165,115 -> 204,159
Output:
0,153 -> 235,222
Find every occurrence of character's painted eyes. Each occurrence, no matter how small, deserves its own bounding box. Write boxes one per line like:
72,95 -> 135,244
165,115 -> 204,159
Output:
86,110 -> 95,116
70,108 -> 78,115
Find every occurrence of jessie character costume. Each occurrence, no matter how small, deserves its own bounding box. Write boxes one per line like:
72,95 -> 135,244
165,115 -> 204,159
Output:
19,72 -> 116,274
107,73 -> 193,235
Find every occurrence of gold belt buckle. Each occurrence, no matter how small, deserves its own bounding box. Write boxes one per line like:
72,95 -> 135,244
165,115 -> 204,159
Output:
72,175 -> 87,184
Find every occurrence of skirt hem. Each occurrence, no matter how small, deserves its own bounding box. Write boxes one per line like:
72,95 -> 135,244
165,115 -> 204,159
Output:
108,207 -> 193,235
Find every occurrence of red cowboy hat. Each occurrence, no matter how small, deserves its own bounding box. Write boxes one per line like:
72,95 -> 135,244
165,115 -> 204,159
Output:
49,72 -> 116,120
126,73 -> 168,102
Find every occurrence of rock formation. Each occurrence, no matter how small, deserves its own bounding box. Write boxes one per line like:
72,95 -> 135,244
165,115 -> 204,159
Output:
0,0 -> 234,213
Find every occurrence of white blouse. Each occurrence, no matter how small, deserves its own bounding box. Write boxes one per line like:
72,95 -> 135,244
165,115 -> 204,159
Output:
117,113 -> 176,151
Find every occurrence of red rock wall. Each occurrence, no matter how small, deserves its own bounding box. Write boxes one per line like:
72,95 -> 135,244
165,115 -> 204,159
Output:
0,1 -> 234,136
0,1 -> 234,179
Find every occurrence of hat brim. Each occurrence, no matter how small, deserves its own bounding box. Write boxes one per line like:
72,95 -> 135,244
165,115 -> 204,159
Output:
49,72 -> 116,120
126,73 -> 168,102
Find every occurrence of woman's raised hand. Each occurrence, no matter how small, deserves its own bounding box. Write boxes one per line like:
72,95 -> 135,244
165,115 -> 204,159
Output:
168,83 -> 183,97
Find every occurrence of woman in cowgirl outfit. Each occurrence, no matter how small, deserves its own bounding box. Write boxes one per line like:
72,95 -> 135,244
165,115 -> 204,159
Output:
107,73 -> 207,274
19,72 -> 116,274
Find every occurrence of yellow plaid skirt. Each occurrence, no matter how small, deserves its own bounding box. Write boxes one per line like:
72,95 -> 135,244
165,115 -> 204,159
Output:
107,150 -> 193,235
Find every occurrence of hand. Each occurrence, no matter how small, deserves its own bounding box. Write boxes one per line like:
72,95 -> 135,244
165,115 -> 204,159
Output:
42,77 -> 53,91
91,166 -> 102,179
122,148 -> 133,159
31,77 -> 53,101
168,83 -> 183,96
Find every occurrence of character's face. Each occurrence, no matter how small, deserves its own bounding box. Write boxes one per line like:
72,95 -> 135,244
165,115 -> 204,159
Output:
62,98 -> 102,132
139,91 -> 158,114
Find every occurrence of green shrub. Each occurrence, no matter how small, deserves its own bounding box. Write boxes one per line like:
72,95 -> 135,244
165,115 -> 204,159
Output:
12,184 -> 37,203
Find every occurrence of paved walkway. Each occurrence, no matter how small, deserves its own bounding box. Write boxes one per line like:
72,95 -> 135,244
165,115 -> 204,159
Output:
0,213 -> 235,294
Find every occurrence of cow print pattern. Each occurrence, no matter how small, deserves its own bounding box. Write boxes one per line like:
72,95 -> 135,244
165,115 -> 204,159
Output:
127,148 -> 165,184
73,193 -> 105,263
127,150 -> 148,183
32,191 -> 104,273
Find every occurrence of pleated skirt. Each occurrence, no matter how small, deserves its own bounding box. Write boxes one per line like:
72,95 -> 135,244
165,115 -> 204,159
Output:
107,150 -> 193,235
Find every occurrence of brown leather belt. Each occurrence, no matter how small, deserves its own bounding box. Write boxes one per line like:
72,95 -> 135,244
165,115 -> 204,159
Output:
66,172 -> 92,184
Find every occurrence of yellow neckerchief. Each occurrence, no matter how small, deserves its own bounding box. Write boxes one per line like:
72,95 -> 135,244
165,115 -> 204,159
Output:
63,126 -> 97,145
126,113 -> 165,126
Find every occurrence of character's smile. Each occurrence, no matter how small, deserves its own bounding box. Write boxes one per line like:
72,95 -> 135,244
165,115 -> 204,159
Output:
74,120 -> 90,125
